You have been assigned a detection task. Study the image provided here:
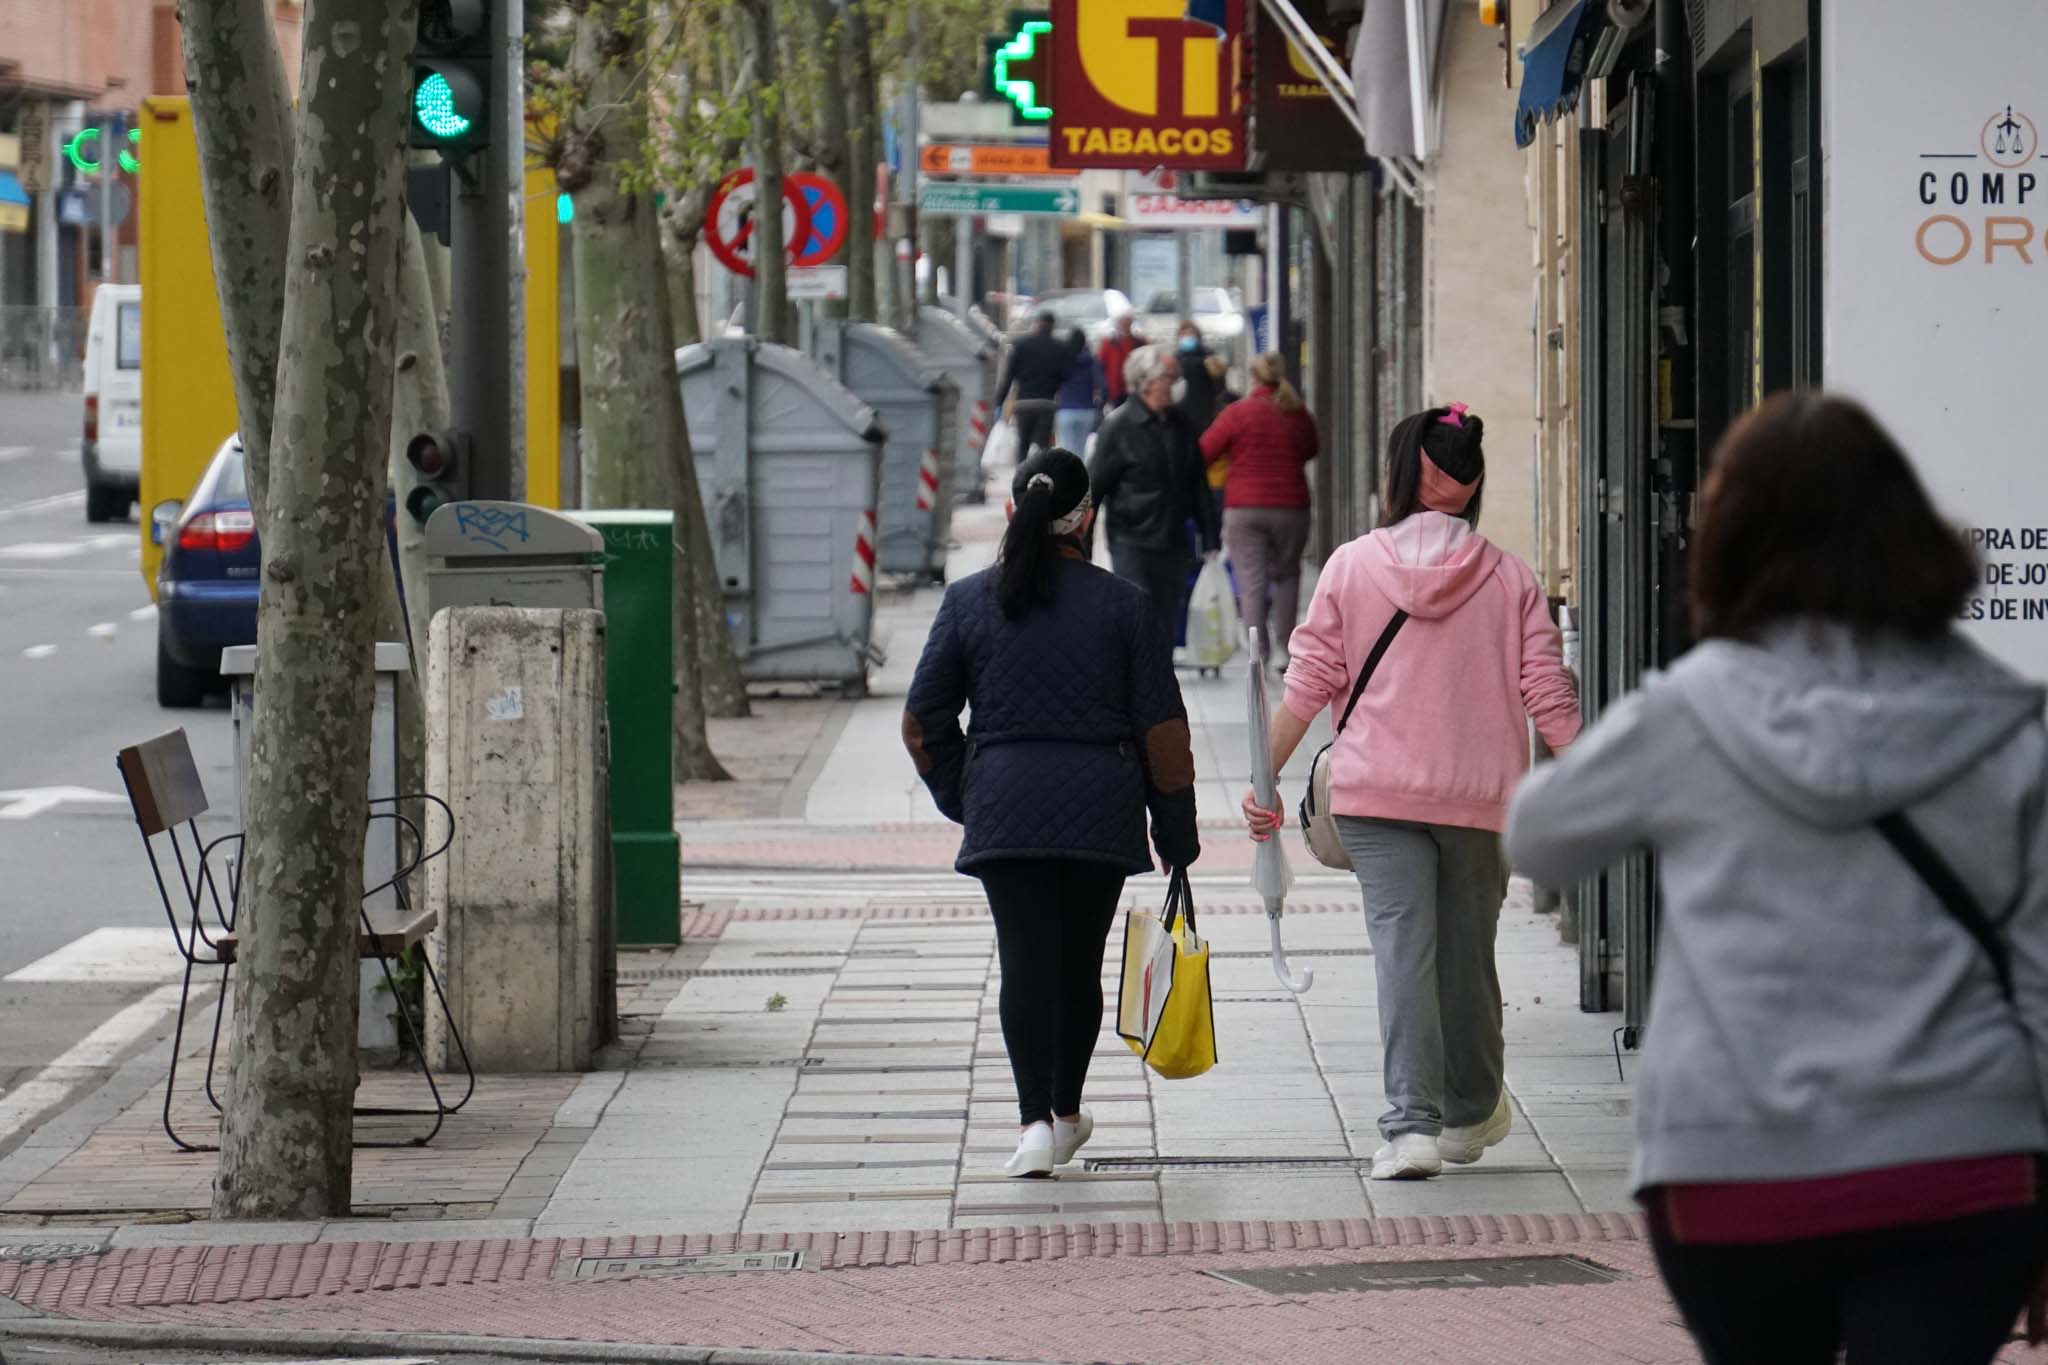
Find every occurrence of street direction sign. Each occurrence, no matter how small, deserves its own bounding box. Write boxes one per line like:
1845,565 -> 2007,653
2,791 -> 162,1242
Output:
918,181 -> 1079,217
920,143 -> 1074,177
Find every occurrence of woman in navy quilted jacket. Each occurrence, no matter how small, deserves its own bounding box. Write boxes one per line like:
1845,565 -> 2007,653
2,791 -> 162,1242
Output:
904,445 -> 1202,1178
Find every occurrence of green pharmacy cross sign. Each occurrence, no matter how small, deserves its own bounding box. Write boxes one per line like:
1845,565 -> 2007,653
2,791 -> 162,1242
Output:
64,126 -> 140,176
985,14 -> 1053,126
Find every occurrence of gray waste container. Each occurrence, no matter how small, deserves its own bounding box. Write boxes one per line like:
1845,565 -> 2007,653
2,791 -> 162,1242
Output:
676,337 -> 884,694
916,305 -> 997,507
810,320 -> 957,582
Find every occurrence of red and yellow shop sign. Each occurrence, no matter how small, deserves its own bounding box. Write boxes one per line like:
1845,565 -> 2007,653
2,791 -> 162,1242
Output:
1049,0 -> 1248,171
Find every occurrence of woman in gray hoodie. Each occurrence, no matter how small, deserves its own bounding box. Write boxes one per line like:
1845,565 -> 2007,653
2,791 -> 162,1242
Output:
1506,393 -> 2048,1364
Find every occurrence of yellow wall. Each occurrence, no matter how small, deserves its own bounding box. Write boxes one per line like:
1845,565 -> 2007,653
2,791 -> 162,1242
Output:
136,96 -> 564,596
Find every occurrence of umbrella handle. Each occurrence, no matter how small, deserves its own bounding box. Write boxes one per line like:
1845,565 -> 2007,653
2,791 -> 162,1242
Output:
1268,911 -> 1313,994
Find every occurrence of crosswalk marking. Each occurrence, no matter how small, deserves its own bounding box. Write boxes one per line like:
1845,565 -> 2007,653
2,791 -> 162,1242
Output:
4,927 -> 183,983
0,533 -> 134,561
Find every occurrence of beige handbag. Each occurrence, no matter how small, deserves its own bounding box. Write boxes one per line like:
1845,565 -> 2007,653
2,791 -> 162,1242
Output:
1298,610 -> 1409,869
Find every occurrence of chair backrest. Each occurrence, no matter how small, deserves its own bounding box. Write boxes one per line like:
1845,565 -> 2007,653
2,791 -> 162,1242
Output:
117,730 -> 210,835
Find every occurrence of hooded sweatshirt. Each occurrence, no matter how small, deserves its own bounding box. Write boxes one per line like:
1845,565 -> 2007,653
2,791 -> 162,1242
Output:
1504,620 -> 2048,1193
1282,512 -> 1581,832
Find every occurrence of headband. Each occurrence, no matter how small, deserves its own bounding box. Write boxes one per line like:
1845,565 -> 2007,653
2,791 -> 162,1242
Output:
1025,472 -> 1093,536
1418,403 -> 1479,514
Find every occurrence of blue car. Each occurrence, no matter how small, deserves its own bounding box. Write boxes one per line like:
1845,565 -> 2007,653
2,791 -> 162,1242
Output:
152,435 -> 257,707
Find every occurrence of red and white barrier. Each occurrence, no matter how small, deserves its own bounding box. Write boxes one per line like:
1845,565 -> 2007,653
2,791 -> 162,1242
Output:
915,448 -> 940,512
850,510 -> 876,596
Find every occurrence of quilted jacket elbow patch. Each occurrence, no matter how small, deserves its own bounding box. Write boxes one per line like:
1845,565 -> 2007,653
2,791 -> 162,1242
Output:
1145,718 -> 1196,792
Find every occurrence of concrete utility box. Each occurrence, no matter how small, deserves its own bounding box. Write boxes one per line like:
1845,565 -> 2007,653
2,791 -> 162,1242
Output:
423,501 -> 605,616
676,337 -> 885,694
571,510 -> 680,948
917,305 -> 998,507
425,607 -> 615,1073
221,641 -> 411,1053
809,319 -> 958,581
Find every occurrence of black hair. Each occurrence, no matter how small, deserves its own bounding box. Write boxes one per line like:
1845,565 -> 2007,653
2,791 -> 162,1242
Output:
1379,405 -> 1487,528
1690,391 -> 1975,642
997,446 -> 1091,619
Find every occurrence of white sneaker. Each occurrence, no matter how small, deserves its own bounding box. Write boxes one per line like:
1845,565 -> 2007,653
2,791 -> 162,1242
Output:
1371,1133 -> 1444,1181
1005,1122 -> 1055,1178
1053,1108 -> 1094,1166
1438,1093 -> 1513,1166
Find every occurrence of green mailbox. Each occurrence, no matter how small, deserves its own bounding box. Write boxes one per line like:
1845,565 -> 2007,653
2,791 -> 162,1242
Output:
574,509 -> 680,946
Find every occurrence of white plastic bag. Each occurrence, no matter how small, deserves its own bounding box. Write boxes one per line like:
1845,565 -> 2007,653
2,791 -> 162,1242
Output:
1185,555 -> 1240,670
982,419 -> 1020,476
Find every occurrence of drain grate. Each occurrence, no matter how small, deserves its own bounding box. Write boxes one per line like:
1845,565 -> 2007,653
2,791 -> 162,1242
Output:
563,1250 -> 804,1280
617,966 -> 841,982
0,1242 -> 107,1263
1086,1155 -> 1563,1175
1210,948 -> 1370,959
1207,1255 -> 1625,1295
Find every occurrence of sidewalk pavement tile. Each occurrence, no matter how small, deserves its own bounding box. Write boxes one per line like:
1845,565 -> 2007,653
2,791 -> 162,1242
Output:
1367,1170 -> 1589,1216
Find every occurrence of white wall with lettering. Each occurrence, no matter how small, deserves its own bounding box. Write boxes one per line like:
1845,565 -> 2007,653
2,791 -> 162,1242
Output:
1825,1 -> 2048,676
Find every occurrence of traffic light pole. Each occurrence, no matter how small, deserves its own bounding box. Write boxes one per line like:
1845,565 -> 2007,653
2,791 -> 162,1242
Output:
447,0 -> 524,503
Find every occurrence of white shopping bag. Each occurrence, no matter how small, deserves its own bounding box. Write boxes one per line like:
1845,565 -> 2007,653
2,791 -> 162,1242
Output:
983,419 -> 1020,475
1116,905 -> 1178,1051
1185,555 -> 1240,670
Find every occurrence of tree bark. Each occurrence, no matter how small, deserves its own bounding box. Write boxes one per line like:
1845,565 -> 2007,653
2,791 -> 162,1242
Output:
806,0 -> 851,323
738,0 -> 791,345
566,0 -> 729,780
178,0 -> 295,526
211,0 -> 418,1220
844,0 -> 879,320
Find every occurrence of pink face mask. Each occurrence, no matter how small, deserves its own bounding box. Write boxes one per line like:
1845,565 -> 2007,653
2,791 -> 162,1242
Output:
1418,403 -> 1479,514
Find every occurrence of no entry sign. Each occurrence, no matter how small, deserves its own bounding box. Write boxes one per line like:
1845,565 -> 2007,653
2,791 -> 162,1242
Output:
705,168 -> 814,278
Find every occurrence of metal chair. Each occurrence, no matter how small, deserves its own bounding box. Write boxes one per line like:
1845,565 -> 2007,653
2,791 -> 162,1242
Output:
116,728 -> 476,1152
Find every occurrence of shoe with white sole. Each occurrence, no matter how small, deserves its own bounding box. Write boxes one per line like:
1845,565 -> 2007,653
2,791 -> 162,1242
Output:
1005,1122 -> 1055,1178
1053,1108 -> 1094,1166
1370,1133 -> 1443,1181
1438,1093 -> 1512,1166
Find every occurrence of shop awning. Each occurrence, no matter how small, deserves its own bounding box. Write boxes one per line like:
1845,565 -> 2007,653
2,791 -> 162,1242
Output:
0,171 -> 29,209
1351,0 -> 1449,162
1514,0 -> 1603,148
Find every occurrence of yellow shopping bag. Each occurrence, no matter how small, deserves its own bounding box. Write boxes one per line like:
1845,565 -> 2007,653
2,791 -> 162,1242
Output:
1116,869 -> 1216,1079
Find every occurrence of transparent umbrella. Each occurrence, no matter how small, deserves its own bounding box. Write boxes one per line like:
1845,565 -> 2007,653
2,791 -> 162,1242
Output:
1246,627 -> 1312,994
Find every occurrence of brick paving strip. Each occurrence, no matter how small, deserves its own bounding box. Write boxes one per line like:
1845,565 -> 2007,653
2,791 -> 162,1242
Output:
0,1214 -> 1713,1365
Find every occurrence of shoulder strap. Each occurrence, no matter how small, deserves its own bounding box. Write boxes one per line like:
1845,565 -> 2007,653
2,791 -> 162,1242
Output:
1874,812 -> 2016,1004
1335,610 -> 1410,735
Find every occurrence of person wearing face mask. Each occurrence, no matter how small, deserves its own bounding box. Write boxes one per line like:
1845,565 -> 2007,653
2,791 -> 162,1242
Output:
1172,320 -> 1222,438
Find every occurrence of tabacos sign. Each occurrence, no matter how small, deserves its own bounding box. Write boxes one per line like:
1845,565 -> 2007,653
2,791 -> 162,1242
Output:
1050,0 -> 1248,170
1912,104 -> 2048,265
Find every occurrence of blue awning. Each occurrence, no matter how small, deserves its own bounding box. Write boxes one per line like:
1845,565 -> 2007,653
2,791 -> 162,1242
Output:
0,171 -> 30,209
1514,0 -> 1604,148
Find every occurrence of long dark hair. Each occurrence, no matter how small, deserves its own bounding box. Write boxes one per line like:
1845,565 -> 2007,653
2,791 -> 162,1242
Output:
997,446 -> 1091,619
1379,405 -> 1487,528
1690,392 -> 1975,642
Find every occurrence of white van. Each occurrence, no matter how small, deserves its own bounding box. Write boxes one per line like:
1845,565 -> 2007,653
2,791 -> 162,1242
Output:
81,283 -> 143,523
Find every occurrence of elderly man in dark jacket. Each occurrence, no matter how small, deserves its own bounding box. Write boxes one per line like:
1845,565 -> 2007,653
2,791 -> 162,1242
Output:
1089,342 -> 1222,646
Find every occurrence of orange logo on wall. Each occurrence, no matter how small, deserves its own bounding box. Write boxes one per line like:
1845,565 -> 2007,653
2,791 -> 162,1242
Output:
1050,0 -> 1248,170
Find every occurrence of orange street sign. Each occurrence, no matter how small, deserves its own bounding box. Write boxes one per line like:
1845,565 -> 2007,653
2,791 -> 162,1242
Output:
919,143 -> 1076,177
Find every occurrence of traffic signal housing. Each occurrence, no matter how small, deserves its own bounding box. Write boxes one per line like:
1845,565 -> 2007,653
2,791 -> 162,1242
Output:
404,428 -> 474,527
411,0 -> 491,155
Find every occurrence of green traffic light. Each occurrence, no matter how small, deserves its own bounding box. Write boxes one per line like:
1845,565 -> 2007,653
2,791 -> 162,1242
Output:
414,73 -> 472,140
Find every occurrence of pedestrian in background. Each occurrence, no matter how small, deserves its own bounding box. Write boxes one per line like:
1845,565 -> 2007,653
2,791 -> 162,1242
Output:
1242,403 -> 1580,1180
1098,313 -> 1145,410
993,310 -> 1069,457
1201,352 -> 1319,668
1172,320 -> 1222,437
1054,328 -> 1103,457
1505,392 -> 2048,1365
1090,344 -> 1221,646
902,446 -> 1201,1179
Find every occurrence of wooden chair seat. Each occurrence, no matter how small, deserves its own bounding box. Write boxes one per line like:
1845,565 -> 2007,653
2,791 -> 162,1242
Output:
205,906 -> 438,966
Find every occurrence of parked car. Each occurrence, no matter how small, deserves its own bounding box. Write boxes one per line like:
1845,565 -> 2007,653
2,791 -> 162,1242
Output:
1007,288 -> 1133,345
81,283 -> 143,523
1135,286 -> 1246,352
151,434 -> 256,707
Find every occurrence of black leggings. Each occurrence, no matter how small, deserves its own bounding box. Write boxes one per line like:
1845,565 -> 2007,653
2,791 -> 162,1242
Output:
1650,1201 -> 2048,1364
978,859 -> 1126,1126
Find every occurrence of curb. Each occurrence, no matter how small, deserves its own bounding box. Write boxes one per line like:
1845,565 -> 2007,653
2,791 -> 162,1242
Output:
0,1318 -> 1040,1364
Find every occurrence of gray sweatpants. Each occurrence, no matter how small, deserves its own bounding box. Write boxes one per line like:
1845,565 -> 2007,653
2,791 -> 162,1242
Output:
1336,816 -> 1510,1141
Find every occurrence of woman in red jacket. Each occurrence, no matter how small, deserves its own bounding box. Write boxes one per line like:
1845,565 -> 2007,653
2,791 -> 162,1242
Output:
1199,352 -> 1319,666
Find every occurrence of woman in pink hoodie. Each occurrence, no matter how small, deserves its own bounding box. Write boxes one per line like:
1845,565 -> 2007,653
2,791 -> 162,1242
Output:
1243,404 -> 1581,1180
